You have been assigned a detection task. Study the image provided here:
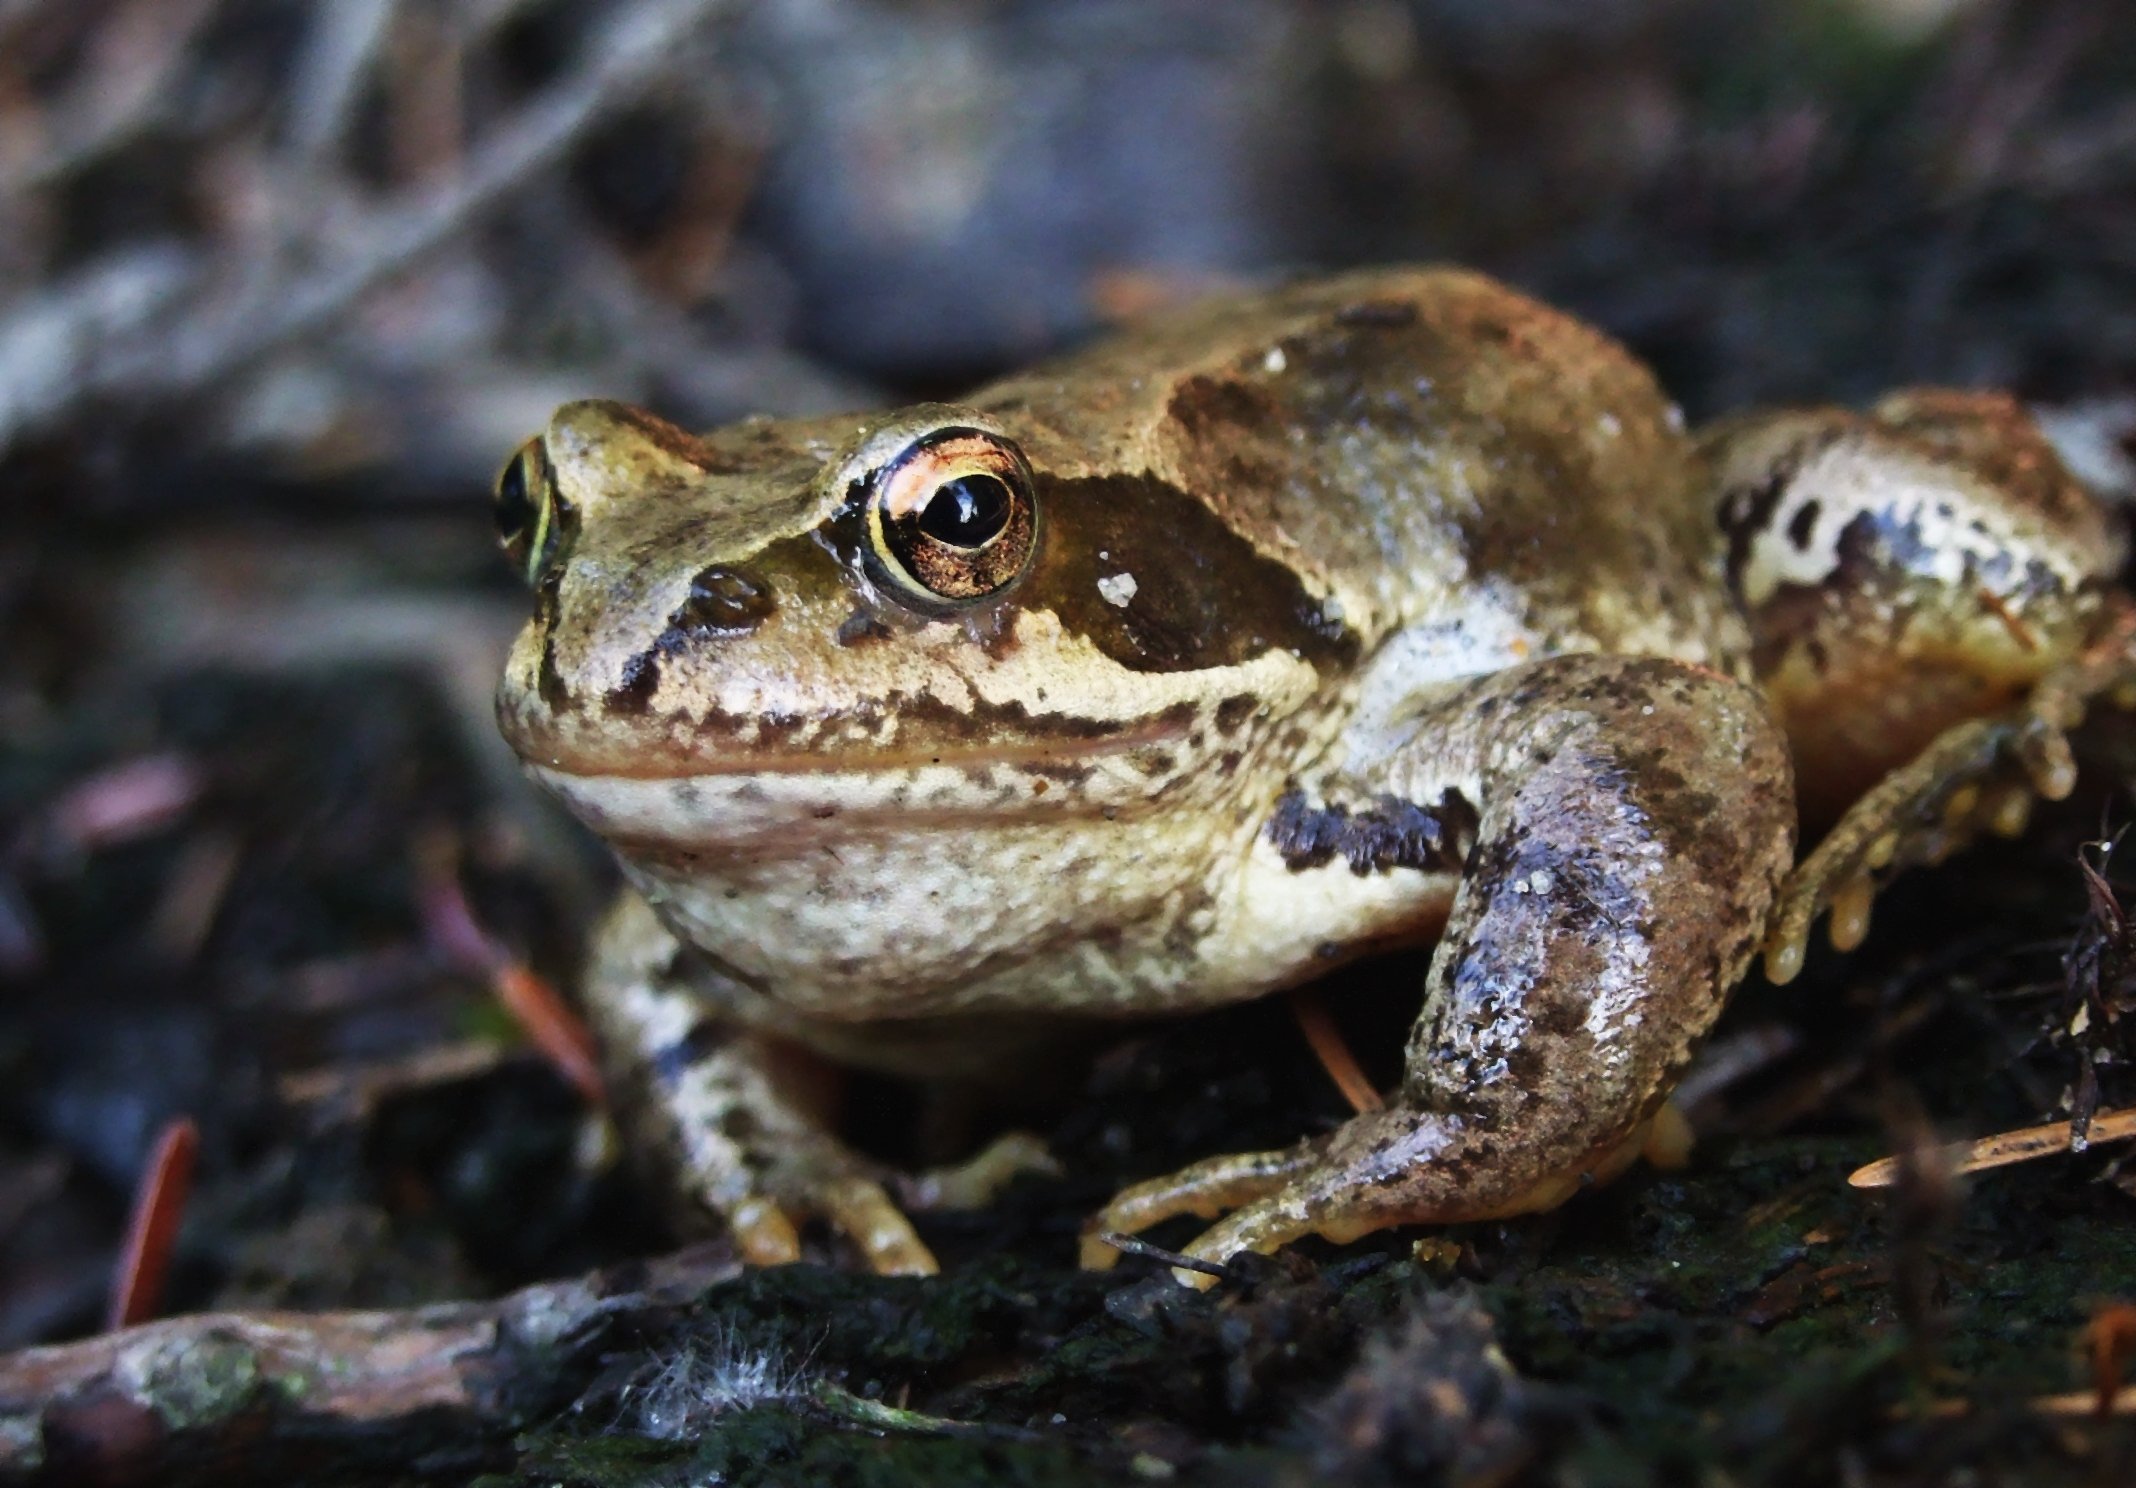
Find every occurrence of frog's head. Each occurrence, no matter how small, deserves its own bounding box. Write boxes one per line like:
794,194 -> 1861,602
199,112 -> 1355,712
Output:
491,400 -> 1357,1008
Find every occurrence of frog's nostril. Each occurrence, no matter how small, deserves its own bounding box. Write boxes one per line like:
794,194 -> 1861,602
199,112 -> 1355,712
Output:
677,565 -> 776,635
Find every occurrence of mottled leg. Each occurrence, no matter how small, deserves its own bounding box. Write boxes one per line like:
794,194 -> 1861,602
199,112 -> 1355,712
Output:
1088,655 -> 1795,1282
1764,619 -> 2136,984
586,894 -> 938,1275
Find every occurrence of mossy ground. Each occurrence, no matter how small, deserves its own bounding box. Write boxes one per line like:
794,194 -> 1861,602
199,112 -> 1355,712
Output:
494,748 -> 2136,1485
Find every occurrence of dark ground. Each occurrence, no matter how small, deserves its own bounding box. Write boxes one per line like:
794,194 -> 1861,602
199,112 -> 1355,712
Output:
4,1 -> 2136,1484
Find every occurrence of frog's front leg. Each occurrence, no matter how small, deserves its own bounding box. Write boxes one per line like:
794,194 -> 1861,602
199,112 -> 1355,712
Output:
586,893 -> 939,1276
1088,655 -> 1795,1280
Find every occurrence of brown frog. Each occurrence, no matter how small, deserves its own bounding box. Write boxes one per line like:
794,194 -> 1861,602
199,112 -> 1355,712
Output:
491,267 -> 2130,1281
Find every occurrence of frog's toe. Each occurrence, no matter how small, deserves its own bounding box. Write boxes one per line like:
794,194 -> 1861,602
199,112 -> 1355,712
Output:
1764,710 -> 2074,985
1172,1196 -> 1323,1286
813,1174 -> 940,1276
710,1171 -> 937,1274
726,1196 -> 805,1267
1079,1142 -> 1321,1270
897,1130 -> 1061,1212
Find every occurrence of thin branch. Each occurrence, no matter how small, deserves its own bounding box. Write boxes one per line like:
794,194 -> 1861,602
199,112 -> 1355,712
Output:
144,0 -> 736,395
284,0 -> 402,166
2,0 -> 225,195
0,1243 -> 741,1486
0,0 -> 741,464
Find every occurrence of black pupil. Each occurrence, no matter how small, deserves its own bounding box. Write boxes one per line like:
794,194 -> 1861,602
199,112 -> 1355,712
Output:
917,475 -> 1011,548
495,451 -> 533,539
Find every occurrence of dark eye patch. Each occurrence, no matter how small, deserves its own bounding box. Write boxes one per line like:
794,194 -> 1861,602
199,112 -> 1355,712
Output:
1020,473 -> 1357,675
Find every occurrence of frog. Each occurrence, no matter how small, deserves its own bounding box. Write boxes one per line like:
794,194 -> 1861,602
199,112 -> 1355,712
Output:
491,266 -> 2132,1283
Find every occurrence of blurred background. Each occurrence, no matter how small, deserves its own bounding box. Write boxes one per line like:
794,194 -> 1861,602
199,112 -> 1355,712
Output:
2,0 -> 2134,1374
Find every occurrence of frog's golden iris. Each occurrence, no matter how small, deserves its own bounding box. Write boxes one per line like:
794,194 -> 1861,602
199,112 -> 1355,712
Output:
863,426 -> 1038,606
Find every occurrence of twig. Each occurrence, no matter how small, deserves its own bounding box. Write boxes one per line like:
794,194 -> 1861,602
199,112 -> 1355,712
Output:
0,1243 -> 741,1486
415,830 -> 607,1106
1286,989 -> 1384,1115
1,0 -> 223,196
1091,1232 -> 1235,1281
284,0 -> 402,166
104,1119 -> 199,1332
1848,1105 -> 2136,1189
141,0 -> 735,396
0,0 -> 740,463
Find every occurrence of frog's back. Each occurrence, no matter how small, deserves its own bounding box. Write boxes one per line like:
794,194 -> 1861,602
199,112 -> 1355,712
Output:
978,266 -> 1746,673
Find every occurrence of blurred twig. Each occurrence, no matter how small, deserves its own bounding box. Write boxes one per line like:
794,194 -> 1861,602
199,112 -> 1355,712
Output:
0,0 -> 849,494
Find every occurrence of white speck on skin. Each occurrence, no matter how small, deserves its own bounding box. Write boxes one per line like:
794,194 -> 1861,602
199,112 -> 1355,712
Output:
1263,347 -> 1287,374
1098,572 -> 1138,607
1597,413 -> 1622,438
1665,404 -> 1686,431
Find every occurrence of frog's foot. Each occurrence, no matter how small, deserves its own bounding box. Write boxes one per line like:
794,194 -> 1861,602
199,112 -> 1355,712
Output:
583,899 -> 940,1276
1762,689 -> 2097,986
731,1147 -> 941,1276
1088,1110 -> 1661,1289
1080,1143 -> 1324,1270
1765,607 -> 2136,984
645,1035 -> 940,1274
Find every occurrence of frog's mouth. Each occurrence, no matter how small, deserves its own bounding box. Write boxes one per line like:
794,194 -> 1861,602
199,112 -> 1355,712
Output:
499,674 -> 1208,776
527,761 -> 1128,850
520,707 -> 1207,846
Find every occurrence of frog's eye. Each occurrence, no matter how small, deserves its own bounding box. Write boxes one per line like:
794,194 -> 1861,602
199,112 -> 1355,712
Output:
493,437 -> 572,586
865,429 -> 1039,606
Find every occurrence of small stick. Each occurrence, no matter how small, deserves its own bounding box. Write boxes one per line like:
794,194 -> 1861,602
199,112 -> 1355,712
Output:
417,831 -> 607,1106
1091,1232 -> 1234,1281
106,1116 -> 199,1331
1286,989 -> 1384,1115
491,963 -> 607,1107
1847,1105 -> 2136,1189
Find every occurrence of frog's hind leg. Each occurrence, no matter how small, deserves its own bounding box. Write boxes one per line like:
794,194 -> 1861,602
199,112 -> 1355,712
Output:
587,894 -> 939,1276
1702,392 -> 2135,983
1086,654 -> 1796,1283
1763,610 -> 2136,986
